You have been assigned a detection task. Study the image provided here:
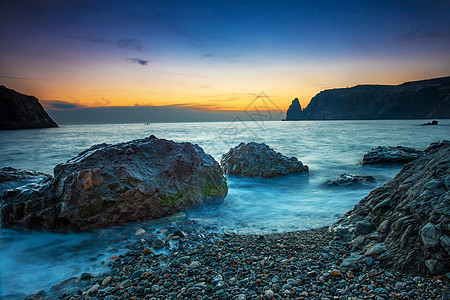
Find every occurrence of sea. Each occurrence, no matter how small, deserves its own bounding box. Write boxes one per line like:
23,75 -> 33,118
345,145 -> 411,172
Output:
0,119 -> 449,297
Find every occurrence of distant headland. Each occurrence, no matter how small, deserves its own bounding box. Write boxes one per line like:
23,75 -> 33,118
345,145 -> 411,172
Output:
284,76 -> 450,120
0,85 -> 58,130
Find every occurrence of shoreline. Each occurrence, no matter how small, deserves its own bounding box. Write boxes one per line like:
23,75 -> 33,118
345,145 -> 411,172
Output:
24,218 -> 449,300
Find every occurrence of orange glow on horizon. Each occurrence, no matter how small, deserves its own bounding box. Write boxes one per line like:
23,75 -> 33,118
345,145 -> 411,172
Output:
3,56 -> 449,113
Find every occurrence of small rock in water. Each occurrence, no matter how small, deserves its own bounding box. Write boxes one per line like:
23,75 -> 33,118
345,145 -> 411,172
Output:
135,228 -> 145,235
80,273 -> 92,280
168,212 -> 186,221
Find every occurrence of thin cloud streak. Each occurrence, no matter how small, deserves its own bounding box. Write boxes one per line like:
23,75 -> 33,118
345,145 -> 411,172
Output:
126,57 -> 150,66
77,37 -> 145,50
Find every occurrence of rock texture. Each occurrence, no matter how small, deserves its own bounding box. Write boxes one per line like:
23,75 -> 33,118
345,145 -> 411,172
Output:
0,85 -> 58,130
1,136 -> 228,231
221,142 -> 308,178
330,141 -> 449,275
327,173 -> 376,186
0,167 -> 52,194
284,76 -> 450,120
360,146 -> 423,165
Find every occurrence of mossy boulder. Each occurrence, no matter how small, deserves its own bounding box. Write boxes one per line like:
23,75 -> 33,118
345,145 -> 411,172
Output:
1,136 -> 228,231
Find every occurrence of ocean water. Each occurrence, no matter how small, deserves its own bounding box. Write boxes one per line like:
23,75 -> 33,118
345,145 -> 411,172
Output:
0,119 -> 449,296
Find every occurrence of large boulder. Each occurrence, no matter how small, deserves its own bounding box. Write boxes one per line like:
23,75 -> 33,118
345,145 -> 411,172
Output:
360,146 -> 423,164
221,142 -> 308,178
1,136 -> 228,231
330,141 -> 449,275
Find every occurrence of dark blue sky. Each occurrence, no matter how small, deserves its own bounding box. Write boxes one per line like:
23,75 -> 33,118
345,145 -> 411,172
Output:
1,0 -> 449,120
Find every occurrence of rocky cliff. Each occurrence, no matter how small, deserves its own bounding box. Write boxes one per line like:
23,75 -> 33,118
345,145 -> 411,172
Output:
330,141 -> 449,275
284,76 -> 450,120
0,85 -> 57,130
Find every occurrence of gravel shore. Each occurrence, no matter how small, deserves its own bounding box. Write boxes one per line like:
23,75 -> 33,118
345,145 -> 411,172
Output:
27,218 -> 448,300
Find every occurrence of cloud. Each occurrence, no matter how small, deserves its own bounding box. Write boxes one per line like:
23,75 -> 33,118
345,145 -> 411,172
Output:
91,97 -> 111,106
79,37 -> 145,51
127,57 -> 150,66
40,100 -> 84,110
399,27 -> 450,42
116,39 -> 144,50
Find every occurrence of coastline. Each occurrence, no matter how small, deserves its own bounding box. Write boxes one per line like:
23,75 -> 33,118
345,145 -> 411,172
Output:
24,218 -> 449,300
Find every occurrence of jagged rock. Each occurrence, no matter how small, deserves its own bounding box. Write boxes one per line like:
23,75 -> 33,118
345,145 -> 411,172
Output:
284,98 -> 307,121
424,140 -> 450,153
327,173 -> 376,186
360,146 -> 423,164
1,136 -> 228,231
0,167 -> 52,194
221,142 -> 308,178
290,76 -> 450,120
331,141 -> 450,274
0,85 -> 57,130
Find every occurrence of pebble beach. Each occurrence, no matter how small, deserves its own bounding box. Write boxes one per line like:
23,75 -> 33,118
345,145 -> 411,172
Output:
39,217 -> 448,300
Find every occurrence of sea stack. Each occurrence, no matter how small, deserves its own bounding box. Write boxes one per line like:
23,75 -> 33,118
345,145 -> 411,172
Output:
0,85 -> 58,130
284,98 -> 307,120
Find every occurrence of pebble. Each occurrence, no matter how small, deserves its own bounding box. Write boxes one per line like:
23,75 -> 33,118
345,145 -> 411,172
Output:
101,276 -> 112,286
189,261 -> 200,268
130,269 -> 144,281
135,228 -> 145,235
152,237 -> 165,249
52,225 -> 449,300
264,289 -> 274,299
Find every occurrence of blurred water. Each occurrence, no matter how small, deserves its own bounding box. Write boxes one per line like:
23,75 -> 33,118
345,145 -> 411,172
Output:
0,119 -> 449,296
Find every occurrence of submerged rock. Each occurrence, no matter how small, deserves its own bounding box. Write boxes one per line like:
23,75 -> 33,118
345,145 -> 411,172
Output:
331,141 -> 450,274
221,142 -> 308,178
1,136 -> 228,231
360,146 -> 423,164
327,173 -> 376,186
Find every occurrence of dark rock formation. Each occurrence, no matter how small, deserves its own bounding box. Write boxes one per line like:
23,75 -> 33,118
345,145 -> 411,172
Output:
422,120 -> 438,126
284,98 -> 307,121
330,142 -> 449,275
360,146 -> 423,165
327,173 -> 376,186
1,136 -> 228,231
221,142 -> 308,178
0,85 -> 58,130
285,76 -> 450,120
0,167 -> 52,194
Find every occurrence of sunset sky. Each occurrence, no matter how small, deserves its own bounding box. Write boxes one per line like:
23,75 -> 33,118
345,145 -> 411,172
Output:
1,0 -> 449,121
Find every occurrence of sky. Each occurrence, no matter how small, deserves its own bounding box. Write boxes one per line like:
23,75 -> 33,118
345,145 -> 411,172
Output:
1,0 -> 449,122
